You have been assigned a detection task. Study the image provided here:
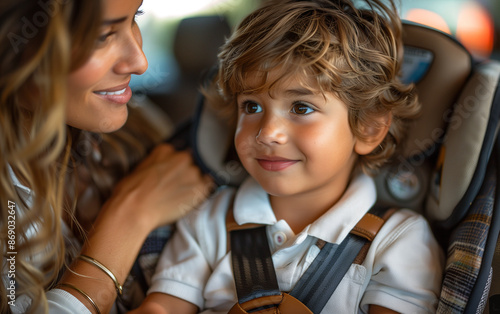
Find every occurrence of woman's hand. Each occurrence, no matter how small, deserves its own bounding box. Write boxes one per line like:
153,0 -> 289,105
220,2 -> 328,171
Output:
102,143 -> 213,231
60,144 -> 213,313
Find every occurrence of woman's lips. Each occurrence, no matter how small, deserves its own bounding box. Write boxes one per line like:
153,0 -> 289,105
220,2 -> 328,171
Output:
93,84 -> 132,104
257,158 -> 298,171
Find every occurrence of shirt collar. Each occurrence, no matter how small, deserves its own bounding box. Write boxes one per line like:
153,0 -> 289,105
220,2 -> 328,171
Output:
233,177 -> 277,225
233,173 -> 377,244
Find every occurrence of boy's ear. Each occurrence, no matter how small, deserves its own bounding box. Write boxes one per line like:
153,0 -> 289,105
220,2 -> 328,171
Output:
354,113 -> 392,156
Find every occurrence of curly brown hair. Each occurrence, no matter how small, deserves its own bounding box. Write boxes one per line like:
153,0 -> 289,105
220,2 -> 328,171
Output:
204,0 -> 421,174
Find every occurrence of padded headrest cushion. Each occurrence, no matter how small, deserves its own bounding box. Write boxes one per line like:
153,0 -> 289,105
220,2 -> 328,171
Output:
373,22 -> 472,212
426,62 -> 500,225
192,94 -> 248,186
400,22 -> 472,158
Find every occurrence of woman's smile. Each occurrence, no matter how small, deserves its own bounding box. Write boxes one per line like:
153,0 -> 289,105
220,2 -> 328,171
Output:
93,82 -> 132,104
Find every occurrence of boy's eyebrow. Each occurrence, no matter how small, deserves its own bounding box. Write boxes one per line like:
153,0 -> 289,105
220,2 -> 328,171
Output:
239,88 -> 317,96
285,88 -> 315,96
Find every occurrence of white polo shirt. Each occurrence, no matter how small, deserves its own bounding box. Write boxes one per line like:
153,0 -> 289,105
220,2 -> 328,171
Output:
149,174 -> 444,313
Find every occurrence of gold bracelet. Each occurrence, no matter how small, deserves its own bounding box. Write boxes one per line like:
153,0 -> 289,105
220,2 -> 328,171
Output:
56,283 -> 101,314
78,254 -> 123,296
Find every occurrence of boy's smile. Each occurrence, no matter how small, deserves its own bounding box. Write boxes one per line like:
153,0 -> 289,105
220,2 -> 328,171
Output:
234,69 -> 363,211
256,155 -> 299,171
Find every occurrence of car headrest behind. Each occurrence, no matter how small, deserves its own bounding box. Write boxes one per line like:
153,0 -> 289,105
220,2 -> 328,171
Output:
399,21 -> 473,158
173,15 -> 231,75
425,61 -> 500,227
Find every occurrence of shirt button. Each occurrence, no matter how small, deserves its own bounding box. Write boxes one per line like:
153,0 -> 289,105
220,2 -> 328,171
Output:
273,231 -> 287,245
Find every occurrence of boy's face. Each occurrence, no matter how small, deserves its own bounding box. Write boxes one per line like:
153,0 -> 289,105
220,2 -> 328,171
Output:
234,70 -> 361,200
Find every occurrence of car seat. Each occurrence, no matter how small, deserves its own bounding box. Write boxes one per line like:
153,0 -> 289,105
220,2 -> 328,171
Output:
184,21 -> 500,313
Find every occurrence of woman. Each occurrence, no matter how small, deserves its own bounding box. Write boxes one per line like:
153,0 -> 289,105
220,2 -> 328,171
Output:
0,0 -> 212,313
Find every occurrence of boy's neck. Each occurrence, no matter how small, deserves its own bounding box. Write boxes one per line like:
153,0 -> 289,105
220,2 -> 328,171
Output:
269,184 -> 348,234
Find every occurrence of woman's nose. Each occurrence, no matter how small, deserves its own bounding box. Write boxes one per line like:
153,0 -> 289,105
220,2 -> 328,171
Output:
114,25 -> 148,75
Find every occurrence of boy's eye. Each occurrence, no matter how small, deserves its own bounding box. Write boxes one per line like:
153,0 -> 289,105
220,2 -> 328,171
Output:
244,102 -> 262,114
291,103 -> 314,115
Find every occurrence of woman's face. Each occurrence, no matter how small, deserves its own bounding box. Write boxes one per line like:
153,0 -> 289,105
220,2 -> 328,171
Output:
66,0 -> 147,132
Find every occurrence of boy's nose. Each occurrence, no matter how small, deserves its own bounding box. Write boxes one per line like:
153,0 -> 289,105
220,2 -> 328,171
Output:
255,115 -> 287,145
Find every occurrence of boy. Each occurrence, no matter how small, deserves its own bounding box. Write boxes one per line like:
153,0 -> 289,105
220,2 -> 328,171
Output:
134,0 -> 443,312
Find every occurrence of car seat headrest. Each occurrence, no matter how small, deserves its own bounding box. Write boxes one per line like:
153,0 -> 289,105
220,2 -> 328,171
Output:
426,62 -> 500,225
399,21 -> 473,158
192,89 -> 249,186
374,21 -> 473,212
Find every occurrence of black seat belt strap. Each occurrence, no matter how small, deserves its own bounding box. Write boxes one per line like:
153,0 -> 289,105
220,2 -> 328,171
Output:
289,234 -> 366,313
230,226 -> 281,304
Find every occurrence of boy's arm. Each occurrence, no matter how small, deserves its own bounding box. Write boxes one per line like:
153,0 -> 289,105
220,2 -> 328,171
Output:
129,293 -> 198,314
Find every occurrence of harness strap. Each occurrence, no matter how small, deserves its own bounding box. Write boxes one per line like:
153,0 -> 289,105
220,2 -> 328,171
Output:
289,209 -> 392,312
231,226 -> 281,304
289,235 -> 366,313
228,205 -> 395,313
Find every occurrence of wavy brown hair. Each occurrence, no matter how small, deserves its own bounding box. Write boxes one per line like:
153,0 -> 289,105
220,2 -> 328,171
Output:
1,1 -> 165,312
0,0 -> 101,312
205,0 -> 421,174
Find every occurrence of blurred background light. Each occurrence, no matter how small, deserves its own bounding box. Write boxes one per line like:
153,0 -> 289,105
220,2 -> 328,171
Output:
401,0 -> 495,60
456,2 -> 494,59
405,8 -> 451,34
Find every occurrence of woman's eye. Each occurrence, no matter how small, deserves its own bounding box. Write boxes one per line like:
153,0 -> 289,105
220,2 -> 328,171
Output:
98,34 -> 110,42
96,31 -> 115,46
291,103 -> 314,115
244,102 -> 262,114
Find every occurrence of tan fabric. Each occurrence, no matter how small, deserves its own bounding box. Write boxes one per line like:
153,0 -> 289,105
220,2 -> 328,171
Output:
426,62 -> 500,221
401,23 -> 472,158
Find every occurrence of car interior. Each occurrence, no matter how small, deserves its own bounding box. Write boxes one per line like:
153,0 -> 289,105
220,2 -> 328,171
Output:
125,3 -> 500,313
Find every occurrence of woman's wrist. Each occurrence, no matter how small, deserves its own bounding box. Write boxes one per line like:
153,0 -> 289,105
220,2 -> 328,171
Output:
58,200 -> 153,313
99,196 -> 153,235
